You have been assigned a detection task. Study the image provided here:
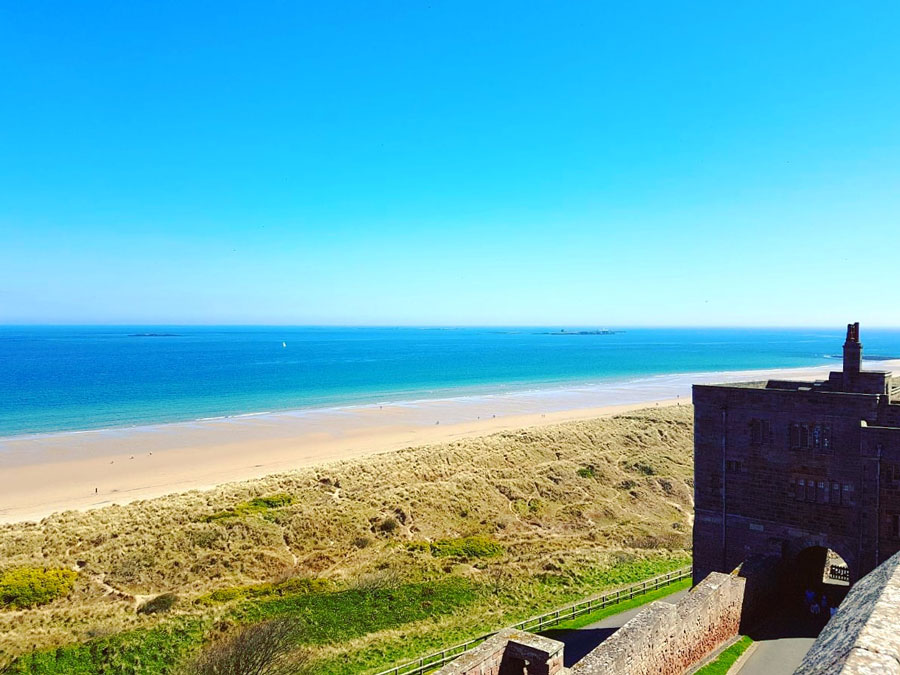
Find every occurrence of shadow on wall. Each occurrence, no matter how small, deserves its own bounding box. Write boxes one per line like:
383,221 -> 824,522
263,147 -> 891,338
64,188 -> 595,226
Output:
541,628 -> 618,668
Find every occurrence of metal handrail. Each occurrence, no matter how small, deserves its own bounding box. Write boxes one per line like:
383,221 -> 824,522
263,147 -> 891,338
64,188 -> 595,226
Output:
373,564 -> 692,675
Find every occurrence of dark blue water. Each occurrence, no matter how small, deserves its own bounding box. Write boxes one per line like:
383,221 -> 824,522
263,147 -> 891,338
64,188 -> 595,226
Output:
2,326 -> 899,437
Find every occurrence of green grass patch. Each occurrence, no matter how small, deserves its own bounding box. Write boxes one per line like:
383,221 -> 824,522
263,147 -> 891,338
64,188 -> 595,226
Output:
1,618 -> 206,675
236,577 -> 480,644
202,493 -> 294,522
577,465 -> 596,478
694,635 -> 754,675
406,535 -> 505,559
430,536 -> 504,559
312,555 -> 691,674
196,576 -> 331,605
547,577 -> 691,632
0,568 -> 77,609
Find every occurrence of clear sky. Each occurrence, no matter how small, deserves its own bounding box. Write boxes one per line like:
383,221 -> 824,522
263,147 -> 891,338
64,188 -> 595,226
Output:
1,2 -> 898,326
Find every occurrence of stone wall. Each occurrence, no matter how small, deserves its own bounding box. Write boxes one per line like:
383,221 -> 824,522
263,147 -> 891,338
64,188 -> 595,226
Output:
794,550 -> 900,674
570,572 -> 745,675
433,629 -> 564,675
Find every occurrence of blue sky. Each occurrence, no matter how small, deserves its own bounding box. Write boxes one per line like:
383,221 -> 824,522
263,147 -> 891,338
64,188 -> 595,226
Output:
1,2 -> 899,326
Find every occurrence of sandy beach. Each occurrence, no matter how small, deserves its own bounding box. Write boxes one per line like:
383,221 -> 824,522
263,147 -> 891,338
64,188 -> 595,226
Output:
2,360 -> 898,524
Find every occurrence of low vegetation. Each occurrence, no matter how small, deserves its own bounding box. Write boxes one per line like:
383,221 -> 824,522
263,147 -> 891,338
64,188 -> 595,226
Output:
0,406 -> 694,673
202,494 -> 295,523
694,635 -> 754,675
185,618 -> 310,675
407,535 -> 505,559
0,568 -> 77,609
137,593 -> 178,615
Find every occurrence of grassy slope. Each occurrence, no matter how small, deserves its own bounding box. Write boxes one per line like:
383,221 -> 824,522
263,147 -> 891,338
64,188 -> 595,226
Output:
0,406 -> 694,673
694,635 -> 754,675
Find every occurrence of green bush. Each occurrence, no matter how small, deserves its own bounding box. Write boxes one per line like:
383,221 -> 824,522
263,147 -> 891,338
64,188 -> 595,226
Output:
631,462 -> 656,475
377,517 -> 399,533
0,567 -> 77,609
577,466 -> 596,478
137,593 -> 178,615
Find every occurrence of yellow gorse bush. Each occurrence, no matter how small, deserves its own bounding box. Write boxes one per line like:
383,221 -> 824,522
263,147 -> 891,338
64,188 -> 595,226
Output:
0,567 -> 77,609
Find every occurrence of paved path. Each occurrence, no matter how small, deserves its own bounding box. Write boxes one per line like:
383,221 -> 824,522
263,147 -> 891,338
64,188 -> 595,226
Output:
736,611 -> 824,675
542,589 -> 690,667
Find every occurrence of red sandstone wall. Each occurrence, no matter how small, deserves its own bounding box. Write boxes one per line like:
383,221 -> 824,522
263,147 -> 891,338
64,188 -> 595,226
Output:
571,572 -> 745,675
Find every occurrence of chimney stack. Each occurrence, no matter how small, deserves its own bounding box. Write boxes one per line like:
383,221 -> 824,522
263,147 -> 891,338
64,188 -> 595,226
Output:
843,322 -> 862,381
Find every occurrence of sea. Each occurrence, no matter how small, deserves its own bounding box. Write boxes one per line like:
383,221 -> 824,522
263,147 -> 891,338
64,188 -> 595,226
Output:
2,326 -> 900,438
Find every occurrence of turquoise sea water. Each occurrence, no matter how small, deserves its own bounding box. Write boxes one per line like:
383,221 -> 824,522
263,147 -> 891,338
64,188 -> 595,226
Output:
2,326 -> 900,438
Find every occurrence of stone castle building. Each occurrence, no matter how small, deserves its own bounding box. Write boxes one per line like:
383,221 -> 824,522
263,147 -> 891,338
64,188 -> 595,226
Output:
434,324 -> 900,675
693,323 -> 900,586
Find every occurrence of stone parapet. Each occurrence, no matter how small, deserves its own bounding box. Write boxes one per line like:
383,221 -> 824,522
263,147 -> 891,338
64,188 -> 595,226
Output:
433,629 -> 565,675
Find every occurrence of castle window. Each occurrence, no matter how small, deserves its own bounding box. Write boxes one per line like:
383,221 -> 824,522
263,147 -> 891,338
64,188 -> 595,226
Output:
790,423 -> 811,450
842,483 -> 853,505
794,479 -> 806,501
818,481 -> 828,503
812,424 -> 832,453
886,464 -> 900,487
750,419 -> 770,446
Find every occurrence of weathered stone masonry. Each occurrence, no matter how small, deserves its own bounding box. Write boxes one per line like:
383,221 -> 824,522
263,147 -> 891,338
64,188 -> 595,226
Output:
693,324 -> 900,584
796,549 -> 900,674
570,571 -> 745,675
434,629 -> 565,675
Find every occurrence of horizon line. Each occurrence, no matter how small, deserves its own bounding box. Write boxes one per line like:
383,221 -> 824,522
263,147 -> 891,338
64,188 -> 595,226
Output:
3,323 -> 899,330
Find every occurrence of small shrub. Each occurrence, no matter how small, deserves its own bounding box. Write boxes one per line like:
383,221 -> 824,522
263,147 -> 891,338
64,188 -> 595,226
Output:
137,592 -> 178,614
185,618 -> 310,675
631,462 -> 656,476
577,466 -> 596,479
512,498 -> 544,515
618,479 -> 637,490
377,517 -> 399,534
0,567 -> 77,609
352,536 -> 373,549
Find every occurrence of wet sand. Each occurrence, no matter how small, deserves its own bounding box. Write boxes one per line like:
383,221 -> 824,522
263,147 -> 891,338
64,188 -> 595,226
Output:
2,360 -> 897,524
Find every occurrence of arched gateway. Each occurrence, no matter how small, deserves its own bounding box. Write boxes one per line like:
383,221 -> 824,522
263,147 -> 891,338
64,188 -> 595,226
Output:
692,324 -> 900,588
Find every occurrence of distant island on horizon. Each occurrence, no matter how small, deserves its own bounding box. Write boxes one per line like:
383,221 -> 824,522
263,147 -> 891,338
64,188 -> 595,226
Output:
545,329 -> 624,335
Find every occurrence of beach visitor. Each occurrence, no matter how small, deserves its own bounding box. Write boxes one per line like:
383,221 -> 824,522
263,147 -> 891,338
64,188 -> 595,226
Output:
804,588 -> 815,608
